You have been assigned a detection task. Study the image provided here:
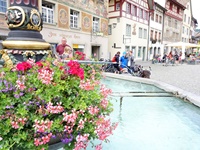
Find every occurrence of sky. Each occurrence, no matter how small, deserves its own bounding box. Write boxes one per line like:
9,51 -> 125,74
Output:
191,0 -> 200,28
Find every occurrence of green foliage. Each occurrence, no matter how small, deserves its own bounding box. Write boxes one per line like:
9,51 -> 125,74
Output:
0,59 -> 116,149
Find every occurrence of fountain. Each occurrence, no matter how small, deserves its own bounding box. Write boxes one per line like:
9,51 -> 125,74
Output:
0,0 -> 51,68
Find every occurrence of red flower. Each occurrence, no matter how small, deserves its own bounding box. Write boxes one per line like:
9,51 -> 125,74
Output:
16,62 -> 32,71
36,61 -> 43,68
67,60 -> 84,79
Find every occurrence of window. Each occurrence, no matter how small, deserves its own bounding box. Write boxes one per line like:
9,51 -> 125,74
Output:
138,47 -> 141,57
168,17 -> 171,27
108,25 -> 112,35
126,3 -> 131,14
93,17 -> 99,32
155,14 -> 158,22
187,28 -> 188,35
150,30 -> 153,39
182,26 -> 184,34
155,31 -> 157,40
175,20 -> 177,29
143,11 -> 147,20
159,16 -> 162,24
139,27 -> 142,38
139,8 -> 143,18
143,29 -> 147,39
70,9 -> 79,28
188,17 -> 190,25
0,0 -> 7,13
126,24 -> 131,36
177,8 -> 179,14
116,2 -> 120,11
98,0 -> 104,3
42,2 -> 54,24
184,14 -> 186,22
125,46 -> 130,51
158,32 -> 161,40
151,12 -> 154,21
169,3 -> 173,10
131,5 -> 137,16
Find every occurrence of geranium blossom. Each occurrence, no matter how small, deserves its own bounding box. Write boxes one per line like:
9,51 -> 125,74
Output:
16,61 -> 32,71
0,57 -> 117,150
38,67 -> 54,85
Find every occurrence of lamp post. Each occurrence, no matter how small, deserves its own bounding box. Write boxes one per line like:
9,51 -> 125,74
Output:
0,0 -> 51,68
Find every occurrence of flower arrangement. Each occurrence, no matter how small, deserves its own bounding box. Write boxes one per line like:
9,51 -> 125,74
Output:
0,52 -> 117,150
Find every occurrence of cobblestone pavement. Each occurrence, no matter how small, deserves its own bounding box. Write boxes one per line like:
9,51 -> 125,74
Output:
135,61 -> 200,96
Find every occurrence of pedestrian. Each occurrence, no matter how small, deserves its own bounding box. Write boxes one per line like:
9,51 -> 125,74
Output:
128,50 -> 135,74
56,37 -> 71,59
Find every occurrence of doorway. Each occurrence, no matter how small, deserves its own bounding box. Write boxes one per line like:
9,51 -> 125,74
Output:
91,46 -> 100,60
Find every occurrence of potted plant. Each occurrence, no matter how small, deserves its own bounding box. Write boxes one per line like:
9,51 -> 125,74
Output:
0,52 -> 118,150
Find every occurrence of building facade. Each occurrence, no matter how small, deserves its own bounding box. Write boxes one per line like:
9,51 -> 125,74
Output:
108,0 -> 151,61
182,0 -> 191,43
0,0 -> 110,60
163,0 -> 186,53
149,2 -> 167,60
0,0 -> 9,41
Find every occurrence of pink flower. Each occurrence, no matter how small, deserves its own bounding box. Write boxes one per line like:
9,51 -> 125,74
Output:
95,144 -> 102,150
88,106 -> 99,115
38,67 -> 54,85
11,121 -> 19,129
34,138 -> 41,146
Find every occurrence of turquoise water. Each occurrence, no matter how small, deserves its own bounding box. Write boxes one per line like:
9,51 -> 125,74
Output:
90,77 -> 200,150
51,77 -> 200,150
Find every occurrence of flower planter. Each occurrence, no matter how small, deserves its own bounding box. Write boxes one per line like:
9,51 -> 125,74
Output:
0,56 -> 118,150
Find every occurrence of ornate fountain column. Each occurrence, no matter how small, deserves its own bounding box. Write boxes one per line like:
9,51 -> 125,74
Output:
0,0 -> 51,68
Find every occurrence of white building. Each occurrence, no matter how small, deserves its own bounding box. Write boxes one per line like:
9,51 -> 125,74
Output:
149,2 -> 167,60
108,0 -> 151,61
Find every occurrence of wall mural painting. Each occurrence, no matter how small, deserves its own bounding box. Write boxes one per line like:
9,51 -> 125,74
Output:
59,0 -> 108,18
58,4 -> 69,29
81,12 -> 92,33
101,18 -> 108,36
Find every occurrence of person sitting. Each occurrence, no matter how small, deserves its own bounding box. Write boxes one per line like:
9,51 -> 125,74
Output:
112,51 -> 121,73
62,46 -> 73,59
120,52 -> 129,73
